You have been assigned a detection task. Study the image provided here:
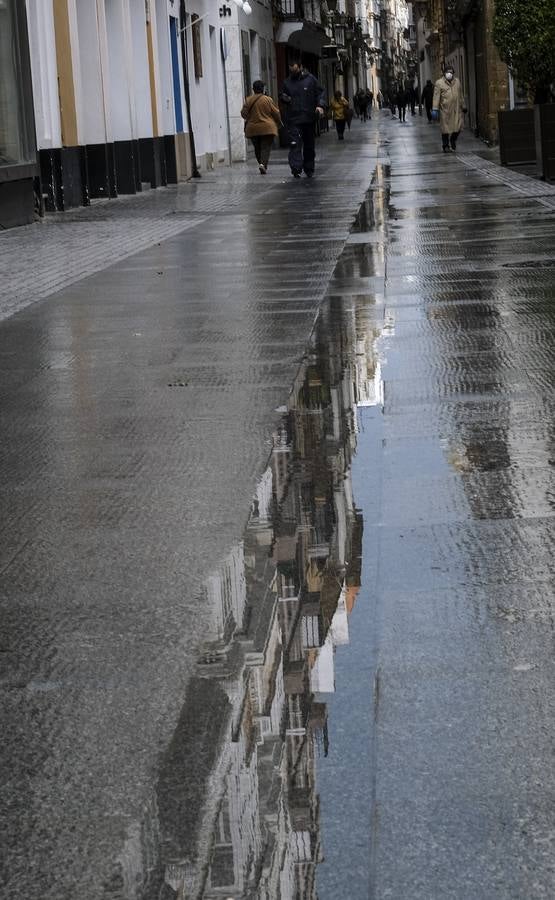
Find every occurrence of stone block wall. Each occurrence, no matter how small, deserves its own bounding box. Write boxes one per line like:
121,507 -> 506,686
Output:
474,0 -> 509,143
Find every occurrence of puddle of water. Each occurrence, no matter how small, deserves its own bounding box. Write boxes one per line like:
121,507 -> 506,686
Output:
117,186 -> 389,899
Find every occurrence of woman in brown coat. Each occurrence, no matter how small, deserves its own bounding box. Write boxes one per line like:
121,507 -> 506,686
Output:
241,81 -> 283,174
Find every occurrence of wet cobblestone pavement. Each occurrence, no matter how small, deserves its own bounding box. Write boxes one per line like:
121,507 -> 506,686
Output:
1,114 -> 554,899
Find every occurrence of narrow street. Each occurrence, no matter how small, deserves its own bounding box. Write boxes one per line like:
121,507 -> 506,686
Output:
1,114 -> 554,900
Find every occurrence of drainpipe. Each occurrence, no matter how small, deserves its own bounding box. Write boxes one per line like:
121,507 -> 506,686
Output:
179,0 -> 201,177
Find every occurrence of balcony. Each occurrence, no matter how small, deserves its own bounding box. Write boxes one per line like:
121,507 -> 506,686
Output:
275,0 -> 304,20
274,0 -> 322,24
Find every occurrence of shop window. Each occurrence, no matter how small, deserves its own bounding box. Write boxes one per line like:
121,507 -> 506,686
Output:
0,0 -> 35,168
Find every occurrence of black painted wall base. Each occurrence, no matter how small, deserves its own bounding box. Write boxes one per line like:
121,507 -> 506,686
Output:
36,134 -> 179,218
0,178 -> 35,228
39,147 -> 89,211
39,149 -> 63,211
114,140 -> 141,194
164,135 -> 178,185
87,144 -> 117,200
139,137 -> 169,189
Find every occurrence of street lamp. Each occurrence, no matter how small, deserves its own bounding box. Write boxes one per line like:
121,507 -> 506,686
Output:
413,1 -> 429,22
230,0 -> 252,12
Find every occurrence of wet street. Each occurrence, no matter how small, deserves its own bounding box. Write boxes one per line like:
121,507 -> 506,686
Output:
1,114 -> 554,900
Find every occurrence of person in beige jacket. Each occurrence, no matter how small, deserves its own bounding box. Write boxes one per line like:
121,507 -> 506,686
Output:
241,81 -> 283,175
330,91 -> 350,140
432,65 -> 467,153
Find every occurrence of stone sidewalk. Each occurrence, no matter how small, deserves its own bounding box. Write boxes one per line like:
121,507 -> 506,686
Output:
0,122 -> 378,900
2,113 -> 554,323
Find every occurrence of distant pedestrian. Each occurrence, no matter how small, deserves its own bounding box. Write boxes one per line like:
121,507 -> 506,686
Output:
280,62 -> 326,178
357,89 -> 369,121
432,65 -> 467,152
396,86 -> 408,122
421,79 -> 434,122
365,89 -> 373,119
241,81 -> 283,175
389,92 -> 397,117
377,90 -> 384,109
330,91 -> 349,140
408,85 -> 417,116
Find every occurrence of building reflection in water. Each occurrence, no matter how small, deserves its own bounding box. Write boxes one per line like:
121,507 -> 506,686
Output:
147,291 -> 383,900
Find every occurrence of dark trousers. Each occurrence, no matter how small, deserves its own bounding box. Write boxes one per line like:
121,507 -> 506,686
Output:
425,104 -> 433,122
288,123 -> 316,174
398,104 -> 406,122
250,135 -> 274,167
336,119 -> 346,140
442,131 -> 460,150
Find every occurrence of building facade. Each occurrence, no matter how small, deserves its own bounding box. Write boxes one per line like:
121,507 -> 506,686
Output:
0,0 -> 37,227
0,0 -> 413,228
25,0 -> 230,212
0,0 -> 276,224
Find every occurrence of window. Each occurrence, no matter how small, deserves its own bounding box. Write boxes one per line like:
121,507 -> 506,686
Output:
0,0 -> 35,169
191,13 -> 203,78
241,30 -> 251,99
260,37 -> 268,87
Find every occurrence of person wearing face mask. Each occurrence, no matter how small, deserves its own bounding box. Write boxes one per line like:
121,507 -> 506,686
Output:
432,65 -> 467,152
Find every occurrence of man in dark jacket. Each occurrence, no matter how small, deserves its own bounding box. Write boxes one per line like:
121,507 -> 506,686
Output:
395,86 -> 408,122
280,62 -> 326,178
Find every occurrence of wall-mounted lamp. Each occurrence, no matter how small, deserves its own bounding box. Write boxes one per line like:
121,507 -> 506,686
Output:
230,0 -> 252,13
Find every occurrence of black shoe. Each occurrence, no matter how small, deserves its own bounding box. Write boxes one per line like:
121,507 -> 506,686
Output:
442,146 -> 451,153
304,171 -> 313,178
450,144 -> 457,152
292,170 -> 301,178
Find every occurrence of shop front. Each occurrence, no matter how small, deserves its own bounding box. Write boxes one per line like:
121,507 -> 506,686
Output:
0,0 -> 37,228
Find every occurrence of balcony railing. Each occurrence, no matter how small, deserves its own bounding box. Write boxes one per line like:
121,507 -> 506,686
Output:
274,0 -> 321,24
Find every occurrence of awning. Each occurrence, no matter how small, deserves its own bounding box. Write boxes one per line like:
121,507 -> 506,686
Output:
275,21 -> 329,57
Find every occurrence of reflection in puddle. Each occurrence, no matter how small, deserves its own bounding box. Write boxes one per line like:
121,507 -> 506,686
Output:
138,291 -> 386,898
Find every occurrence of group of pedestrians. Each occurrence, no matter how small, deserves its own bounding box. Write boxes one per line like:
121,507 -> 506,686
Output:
241,62 -> 324,178
354,88 -> 374,120
241,60 -> 468,178
389,83 -> 418,122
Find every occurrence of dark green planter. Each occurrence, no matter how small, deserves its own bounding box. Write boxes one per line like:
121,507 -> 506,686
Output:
498,108 -> 536,166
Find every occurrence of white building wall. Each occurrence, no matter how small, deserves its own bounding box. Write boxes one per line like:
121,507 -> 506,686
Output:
146,0 -> 164,134
130,0 -> 154,138
206,22 -> 228,158
105,0 -> 135,141
65,0 -> 85,143
26,0 -> 62,150
75,0 -> 112,145
185,2 -> 228,163
222,1 -> 276,162
155,0 -> 176,135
